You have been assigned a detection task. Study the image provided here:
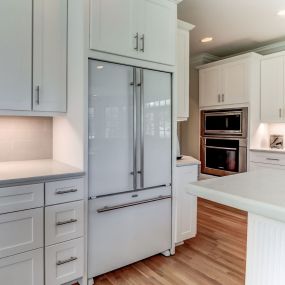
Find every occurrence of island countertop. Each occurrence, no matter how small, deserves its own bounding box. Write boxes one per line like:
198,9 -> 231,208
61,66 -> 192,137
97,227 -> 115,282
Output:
0,159 -> 84,186
187,169 -> 285,223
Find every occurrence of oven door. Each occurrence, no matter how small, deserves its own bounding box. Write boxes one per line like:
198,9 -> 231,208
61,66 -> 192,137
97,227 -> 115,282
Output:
202,109 -> 247,137
201,137 -> 247,176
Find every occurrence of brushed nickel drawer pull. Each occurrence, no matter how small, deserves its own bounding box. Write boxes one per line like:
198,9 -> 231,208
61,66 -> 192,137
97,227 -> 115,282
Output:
56,256 -> 78,266
266,158 -> 280,161
56,189 -> 78,195
56,219 -> 78,226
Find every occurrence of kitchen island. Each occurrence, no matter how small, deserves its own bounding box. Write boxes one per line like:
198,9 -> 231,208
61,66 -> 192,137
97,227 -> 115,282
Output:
187,169 -> 285,285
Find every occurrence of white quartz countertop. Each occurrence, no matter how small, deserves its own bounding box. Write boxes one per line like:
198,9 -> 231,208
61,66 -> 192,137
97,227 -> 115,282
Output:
0,159 -> 84,186
187,169 -> 285,223
250,148 -> 285,154
176,155 -> 201,167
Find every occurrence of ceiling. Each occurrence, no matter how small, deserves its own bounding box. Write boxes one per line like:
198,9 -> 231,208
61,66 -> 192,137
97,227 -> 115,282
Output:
178,0 -> 285,57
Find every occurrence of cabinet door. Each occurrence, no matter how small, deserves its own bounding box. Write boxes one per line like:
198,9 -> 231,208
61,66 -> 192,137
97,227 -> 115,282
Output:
140,69 -> 172,189
33,0 -> 67,112
177,28 -> 189,120
199,67 -> 221,107
90,0 -> 138,59
0,0 -> 32,110
139,0 -> 176,65
222,60 -> 248,105
0,208 -> 43,258
175,165 -> 198,243
0,248 -> 43,285
261,56 -> 284,122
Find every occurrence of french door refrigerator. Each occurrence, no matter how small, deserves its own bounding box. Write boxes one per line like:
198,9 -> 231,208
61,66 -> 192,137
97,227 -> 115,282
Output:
88,60 -> 172,278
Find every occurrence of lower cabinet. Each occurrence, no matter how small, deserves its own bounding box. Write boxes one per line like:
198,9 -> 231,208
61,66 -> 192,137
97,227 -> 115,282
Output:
45,237 -> 84,285
175,163 -> 199,244
0,248 -> 44,285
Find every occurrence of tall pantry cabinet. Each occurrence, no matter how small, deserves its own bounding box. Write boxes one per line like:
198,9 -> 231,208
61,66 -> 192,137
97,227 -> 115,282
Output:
0,0 -> 67,113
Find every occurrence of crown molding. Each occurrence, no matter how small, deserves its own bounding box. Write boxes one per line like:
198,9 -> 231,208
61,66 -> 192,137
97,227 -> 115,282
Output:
191,53 -> 220,66
252,40 -> 285,55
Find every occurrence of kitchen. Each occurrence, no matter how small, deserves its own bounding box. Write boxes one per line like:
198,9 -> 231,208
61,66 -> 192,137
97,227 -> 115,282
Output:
0,0 -> 285,285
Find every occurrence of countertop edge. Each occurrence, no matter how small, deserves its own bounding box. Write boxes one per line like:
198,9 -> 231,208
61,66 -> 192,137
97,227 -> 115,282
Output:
187,183 -> 285,223
0,171 -> 85,187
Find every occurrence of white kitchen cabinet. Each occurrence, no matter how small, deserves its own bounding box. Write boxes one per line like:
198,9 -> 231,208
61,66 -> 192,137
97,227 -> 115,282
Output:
176,20 -> 195,121
250,150 -> 285,170
33,0 -> 67,112
139,0 -> 176,65
199,66 -> 221,108
90,0 -> 138,59
0,0 -> 32,111
0,208 -> 43,259
0,0 -> 67,113
0,248 -> 44,285
45,237 -> 84,285
261,54 -> 285,122
89,0 -> 177,66
199,53 -> 260,108
175,160 -> 199,244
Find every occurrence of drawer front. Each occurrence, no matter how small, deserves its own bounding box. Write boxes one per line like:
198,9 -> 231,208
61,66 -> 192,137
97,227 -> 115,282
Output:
45,200 -> 84,246
45,178 -> 84,206
176,165 -> 198,184
45,238 -> 84,285
0,183 -> 44,214
250,151 -> 285,166
0,208 -> 43,258
0,248 -> 44,285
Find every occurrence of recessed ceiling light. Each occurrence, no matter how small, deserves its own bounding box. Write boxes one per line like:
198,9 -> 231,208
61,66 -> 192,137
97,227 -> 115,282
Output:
201,37 -> 213,43
97,65 -> 104,69
277,10 -> 285,16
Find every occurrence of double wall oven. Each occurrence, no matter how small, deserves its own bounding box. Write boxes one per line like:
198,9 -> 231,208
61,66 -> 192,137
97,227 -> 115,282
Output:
201,108 -> 248,176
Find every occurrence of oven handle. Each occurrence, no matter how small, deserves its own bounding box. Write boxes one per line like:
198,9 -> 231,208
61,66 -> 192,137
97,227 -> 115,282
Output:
96,195 -> 171,213
206,146 -> 237,151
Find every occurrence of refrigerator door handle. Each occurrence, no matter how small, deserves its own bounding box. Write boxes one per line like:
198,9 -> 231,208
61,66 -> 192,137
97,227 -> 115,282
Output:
96,195 -> 171,213
132,68 -> 137,191
139,68 -> 144,189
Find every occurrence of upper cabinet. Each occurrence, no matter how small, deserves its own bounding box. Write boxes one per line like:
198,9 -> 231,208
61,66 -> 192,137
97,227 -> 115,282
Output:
176,20 -> 195,121
90,0 -> 177,66
199,53 -> 260,108
33,0 -> 67,112
0,0 -> 33,111
261,54 -> 285,123
0,0 -> 67,113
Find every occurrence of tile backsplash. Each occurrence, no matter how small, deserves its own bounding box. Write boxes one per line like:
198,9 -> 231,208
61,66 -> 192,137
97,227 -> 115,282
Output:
0,117 -> 52,162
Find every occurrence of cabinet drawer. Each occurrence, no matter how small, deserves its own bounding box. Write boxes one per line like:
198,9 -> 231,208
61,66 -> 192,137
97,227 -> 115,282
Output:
0,208 -> 43,258
250,151 -> 285,166
176,165 -> 198,184
45,238 -> 84,285
0,183 -> 44,214
45,200 -> 84,246
0,248 -> 44,285
45,178 -> 84,206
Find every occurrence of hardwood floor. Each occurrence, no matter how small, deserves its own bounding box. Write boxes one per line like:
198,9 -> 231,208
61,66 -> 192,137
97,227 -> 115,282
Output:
93,198 -> 248,285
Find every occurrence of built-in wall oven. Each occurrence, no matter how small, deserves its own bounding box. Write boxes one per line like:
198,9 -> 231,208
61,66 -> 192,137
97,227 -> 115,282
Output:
200,108 -> 248,176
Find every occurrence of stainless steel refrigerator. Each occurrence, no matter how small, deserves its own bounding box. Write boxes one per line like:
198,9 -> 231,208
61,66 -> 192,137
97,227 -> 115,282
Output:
88,59 -> 172,278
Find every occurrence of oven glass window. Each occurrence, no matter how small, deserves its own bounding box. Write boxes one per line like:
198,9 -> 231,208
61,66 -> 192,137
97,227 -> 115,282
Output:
205,139 -> 239,172
205,114 -> 241,132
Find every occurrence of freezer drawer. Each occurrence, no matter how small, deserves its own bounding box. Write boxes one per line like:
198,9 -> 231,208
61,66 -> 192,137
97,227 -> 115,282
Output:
88,187 -> 172,278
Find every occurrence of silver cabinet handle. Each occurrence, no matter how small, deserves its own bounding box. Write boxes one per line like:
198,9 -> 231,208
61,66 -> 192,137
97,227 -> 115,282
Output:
134,33 -> 139,51
279,108 -> 282,119
140,34 -> 145,52
55,188 -> 78,195
56,256 -> 78,266
35,85 -> 40,105
222,94 -> 225,102
56,219 -> 78,226
266,158 -> 280,161
97,195 -> 171,213
218,94 -> 221,103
